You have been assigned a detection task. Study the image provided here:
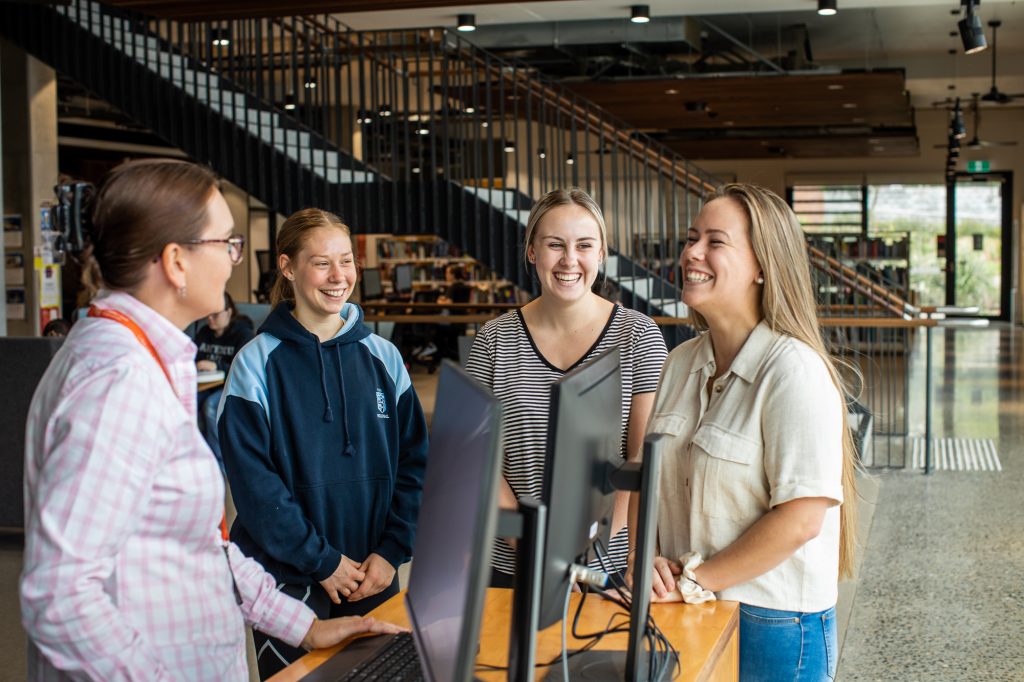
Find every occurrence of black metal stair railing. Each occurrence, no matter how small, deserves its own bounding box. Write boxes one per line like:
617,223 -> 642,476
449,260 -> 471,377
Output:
0,0 -> 722,320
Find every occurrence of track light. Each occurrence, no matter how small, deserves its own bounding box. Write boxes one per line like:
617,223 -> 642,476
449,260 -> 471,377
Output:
304,79 -> 317,90
456,13 -> 476,32
958,0 -> 987,55
951,99 -> 967,139
283,94 -> 296,111
503,141 -> 515,153
817,0 -> 837,16
378,104 -> 392,118
630,5 -> 650,24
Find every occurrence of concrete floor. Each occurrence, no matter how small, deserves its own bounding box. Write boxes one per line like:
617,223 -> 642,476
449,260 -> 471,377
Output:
1,326 -> 1022,681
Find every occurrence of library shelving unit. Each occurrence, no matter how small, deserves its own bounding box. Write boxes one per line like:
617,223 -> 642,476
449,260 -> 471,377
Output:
356,233 -> 524,304
806,232 -> 911,302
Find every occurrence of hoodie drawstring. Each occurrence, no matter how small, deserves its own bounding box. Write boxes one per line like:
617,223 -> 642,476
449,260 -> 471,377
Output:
315,342 -> 334,423
335,344 -> 357,457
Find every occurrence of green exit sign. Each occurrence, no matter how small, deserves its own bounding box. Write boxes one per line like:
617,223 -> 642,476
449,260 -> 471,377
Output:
967,160 -> 990,172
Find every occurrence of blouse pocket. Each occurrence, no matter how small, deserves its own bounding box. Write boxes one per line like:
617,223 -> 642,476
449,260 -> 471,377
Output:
692,422 -> 763,521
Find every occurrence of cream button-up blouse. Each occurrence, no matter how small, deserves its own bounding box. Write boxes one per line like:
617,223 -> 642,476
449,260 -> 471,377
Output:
650,321 -> 845,613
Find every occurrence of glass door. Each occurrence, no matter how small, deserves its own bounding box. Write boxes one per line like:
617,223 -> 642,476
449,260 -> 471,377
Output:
946,173 -> 1012,319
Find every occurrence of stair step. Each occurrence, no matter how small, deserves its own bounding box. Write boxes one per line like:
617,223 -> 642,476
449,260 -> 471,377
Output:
601,254 -> 620,279
617,276 -> 653,299
503,209 -> 531,225
648,299 -> 689,318
465,186 -> 522,211
323,168 -> 376,184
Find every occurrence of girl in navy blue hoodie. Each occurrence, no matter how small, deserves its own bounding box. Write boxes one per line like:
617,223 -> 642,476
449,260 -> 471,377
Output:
218,209 -> 428,679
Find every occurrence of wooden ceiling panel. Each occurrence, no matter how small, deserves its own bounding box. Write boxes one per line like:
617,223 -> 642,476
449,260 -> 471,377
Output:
564,72 -> 914,131
662,132 -> 920,160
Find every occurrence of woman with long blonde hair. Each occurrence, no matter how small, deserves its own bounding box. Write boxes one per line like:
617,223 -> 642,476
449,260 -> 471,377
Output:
648,183 -> 857,681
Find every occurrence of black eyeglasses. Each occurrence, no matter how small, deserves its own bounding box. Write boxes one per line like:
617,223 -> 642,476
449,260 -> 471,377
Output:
184,234 -> 246,265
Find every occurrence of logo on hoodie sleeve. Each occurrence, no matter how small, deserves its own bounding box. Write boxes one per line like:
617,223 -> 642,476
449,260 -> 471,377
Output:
376,388 -> 390,418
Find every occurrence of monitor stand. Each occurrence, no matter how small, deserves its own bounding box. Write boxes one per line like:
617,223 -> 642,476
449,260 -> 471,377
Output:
498,497 -> 547,682
540,435 -> 669,682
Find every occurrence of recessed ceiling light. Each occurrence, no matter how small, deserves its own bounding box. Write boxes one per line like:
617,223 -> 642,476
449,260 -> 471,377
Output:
665,88 -> 679,95
827,84 -> 844,91
842,102 -> 857,109
723,121 -> 735,126
852,117 -> 866,123
873,146 -> 886,152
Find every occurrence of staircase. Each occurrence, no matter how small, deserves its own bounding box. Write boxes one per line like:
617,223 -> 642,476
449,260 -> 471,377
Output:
0,0 -> 717,325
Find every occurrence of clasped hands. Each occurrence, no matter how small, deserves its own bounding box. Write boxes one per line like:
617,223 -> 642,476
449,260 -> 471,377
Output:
318,553 -> 396,605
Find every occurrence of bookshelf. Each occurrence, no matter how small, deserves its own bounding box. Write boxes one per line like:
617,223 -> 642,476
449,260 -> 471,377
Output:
806,232 -> 910,300
356,234 -> 524,304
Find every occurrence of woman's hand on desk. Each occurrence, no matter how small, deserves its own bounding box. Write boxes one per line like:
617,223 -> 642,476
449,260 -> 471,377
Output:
319,556 -> 366,604
196,359 -> 217,372
651,556 -> 682,600
347,553 -> 395,602
301,616 -> 408,651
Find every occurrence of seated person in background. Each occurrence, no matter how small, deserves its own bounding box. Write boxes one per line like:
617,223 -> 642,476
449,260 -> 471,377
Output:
435,265 -> 472,360
42,318 -> 70,337
195,291 -> 254,462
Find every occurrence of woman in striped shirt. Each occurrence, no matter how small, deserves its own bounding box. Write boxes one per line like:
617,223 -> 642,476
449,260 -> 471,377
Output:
466,187 -> 667,585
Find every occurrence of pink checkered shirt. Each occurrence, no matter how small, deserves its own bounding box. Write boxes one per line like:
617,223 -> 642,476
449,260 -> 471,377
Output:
21,291 -> 314,681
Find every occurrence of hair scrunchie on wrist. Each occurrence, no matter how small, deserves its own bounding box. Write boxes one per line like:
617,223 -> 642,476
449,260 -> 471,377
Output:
677,551 -> 716,604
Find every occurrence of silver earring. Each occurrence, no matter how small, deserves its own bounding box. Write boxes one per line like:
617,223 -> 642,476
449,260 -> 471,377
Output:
756,276 -> 765,285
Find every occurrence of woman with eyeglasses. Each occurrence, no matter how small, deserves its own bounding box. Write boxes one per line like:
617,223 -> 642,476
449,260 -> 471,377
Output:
195,291 -> 255,462
20,160 -> 402,682
218,208 -> 429,680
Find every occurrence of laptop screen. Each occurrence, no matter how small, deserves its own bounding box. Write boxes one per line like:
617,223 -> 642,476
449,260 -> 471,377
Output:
405,361 -> 502,682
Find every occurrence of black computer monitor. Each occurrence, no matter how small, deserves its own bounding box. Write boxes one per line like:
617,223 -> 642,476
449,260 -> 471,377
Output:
405,360 -> 503,682
537,346 -> 622,629
393,263 -> 414,295
361,267 -> 384,300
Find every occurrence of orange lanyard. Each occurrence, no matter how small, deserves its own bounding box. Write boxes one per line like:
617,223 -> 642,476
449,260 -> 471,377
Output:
88,306 -> 231,544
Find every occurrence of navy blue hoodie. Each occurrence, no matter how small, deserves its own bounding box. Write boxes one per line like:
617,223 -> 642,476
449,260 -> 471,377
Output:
218,301 -> 428,586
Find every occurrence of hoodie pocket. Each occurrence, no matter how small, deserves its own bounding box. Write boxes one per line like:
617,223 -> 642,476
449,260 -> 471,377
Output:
294,476 -> 393,561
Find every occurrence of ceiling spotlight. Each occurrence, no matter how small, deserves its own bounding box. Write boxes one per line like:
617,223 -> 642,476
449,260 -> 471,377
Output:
566,153 -> 575,165
417,127 -> 430,135
411,166 -> 422,174
283,94 -> 296,111
630,5 -> 650,24
378,104 -> 392,118
503,141 -> 515,153
304,80 -> 317,89
211,27 -> 231,46
817,0 -> 837,16
457,13 -> 476,32
958,0 -> 987,55
538,148 -> 547,159
464,106 -> 476,114
481,121 -> 489,128
665,88 -> 679,95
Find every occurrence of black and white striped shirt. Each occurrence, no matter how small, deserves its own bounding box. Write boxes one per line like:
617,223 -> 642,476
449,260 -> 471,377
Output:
466,305 -> 668,576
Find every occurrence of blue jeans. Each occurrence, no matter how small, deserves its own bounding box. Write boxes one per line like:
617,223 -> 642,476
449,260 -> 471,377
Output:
199,387 -> 223,465
739,603 -> 837,682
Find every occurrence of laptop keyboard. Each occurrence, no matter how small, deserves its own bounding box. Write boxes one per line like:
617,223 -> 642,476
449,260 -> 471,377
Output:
336,632 -> 425,682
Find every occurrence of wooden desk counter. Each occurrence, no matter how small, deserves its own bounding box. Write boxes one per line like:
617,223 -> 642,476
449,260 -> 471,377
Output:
271,589 -> 738,682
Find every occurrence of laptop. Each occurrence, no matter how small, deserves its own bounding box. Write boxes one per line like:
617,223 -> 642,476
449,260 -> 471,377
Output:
301,360 -> 503,682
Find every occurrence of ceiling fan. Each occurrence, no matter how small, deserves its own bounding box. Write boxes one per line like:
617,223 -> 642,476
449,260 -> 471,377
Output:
964,93 -> 1016,149
980,20 -> 1024,104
